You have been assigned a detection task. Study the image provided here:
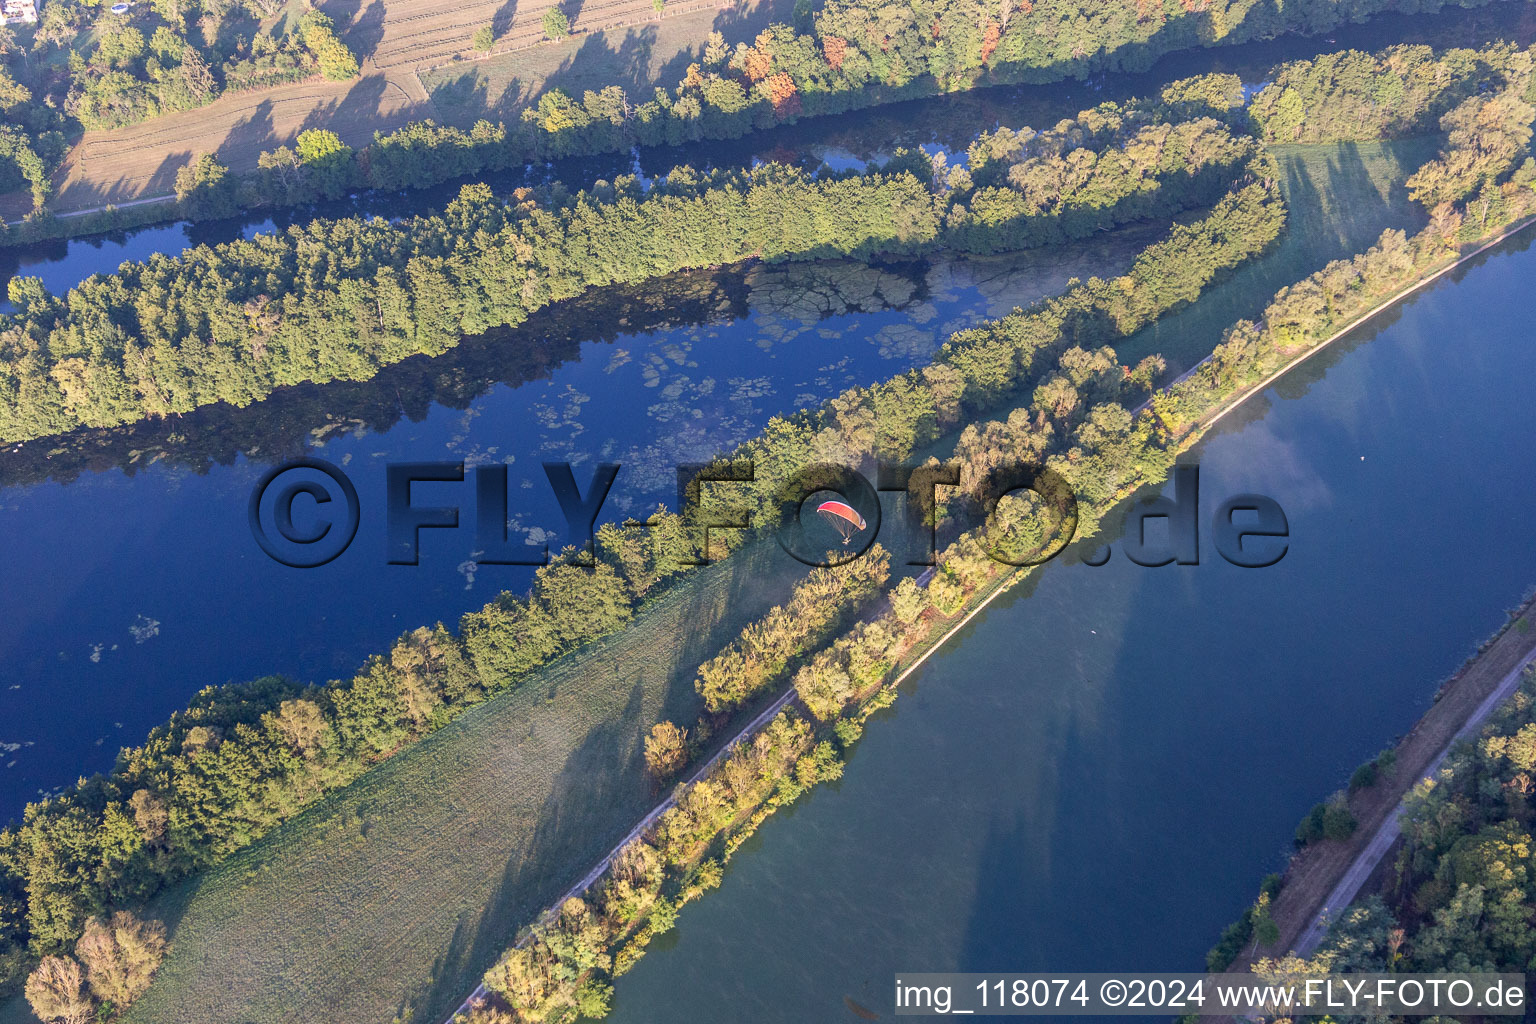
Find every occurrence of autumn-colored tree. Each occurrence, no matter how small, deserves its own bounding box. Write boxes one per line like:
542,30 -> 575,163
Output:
762,73 -> 801,118
980,22 -> 999,63
743,45 -> 771,82
823,35 -> 847,70
890,577 -> 927,625
268,698 -> 329,755
74,911 -> 168,1008
129,788 -> 169,845
25,956 -> 93,1024
645,721 -> 689,780
457,998 -> 516,1023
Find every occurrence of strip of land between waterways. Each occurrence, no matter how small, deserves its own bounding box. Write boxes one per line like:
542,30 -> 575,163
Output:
445,217 -> 1536,1022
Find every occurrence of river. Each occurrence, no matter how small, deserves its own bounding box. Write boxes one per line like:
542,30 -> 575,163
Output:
597,220 -> 1536,1022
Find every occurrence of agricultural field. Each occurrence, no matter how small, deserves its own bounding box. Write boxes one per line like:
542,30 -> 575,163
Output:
417,0 -> 794,122
33,72 -> 428,216
10,0 -> 788,217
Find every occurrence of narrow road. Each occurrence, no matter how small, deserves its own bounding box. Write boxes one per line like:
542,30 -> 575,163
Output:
442,681 -> 802,1022
1294,640 -> 1536,954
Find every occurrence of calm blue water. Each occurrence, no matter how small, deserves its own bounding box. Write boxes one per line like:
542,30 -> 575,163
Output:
0,234 -> 1157,816
599,229 -> 1536,1021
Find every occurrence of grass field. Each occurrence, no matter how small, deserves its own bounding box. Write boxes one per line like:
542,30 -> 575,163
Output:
76,541 -> 809,1024
1115,136 -> 1443,374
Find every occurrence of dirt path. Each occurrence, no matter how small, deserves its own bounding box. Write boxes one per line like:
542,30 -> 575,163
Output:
1272,605 -> 1536,955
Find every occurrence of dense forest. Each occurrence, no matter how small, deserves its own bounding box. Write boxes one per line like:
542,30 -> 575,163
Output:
0,100 -> 1260,444
1249,42 -> 1534,143
0,144 -> 1283,1004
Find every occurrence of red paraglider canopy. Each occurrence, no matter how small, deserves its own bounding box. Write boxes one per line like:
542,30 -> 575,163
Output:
815,500 -> 866,531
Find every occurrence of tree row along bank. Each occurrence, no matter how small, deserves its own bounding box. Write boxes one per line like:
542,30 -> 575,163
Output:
454,83 -> 1536,1022
0,39 -> 1518,496
0,123 -> 1287,1004
0,89 -> 1259,444
0,0 -> 1522,243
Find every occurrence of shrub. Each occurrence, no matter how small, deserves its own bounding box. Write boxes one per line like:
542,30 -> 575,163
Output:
542,8 -> 569,40
927,569 -> 965,616
1348,760 -> 1379,793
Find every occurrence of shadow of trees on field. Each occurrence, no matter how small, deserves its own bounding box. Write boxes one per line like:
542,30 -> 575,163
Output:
404,543 -> 804,1022
491,0 -> 519,40
145,149 -> 195,195
345,0 -> 388,62
297,73 -> 395,143
430,71 -> 498,119
220,98 -> 279,161
537,26 -> 660,108
560,0 -> 589,35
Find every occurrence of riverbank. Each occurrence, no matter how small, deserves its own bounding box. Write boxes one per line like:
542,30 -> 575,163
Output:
1285,601 -> 1536,956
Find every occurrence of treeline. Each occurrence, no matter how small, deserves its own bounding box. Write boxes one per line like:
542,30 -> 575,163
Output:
176,72 -> 1247,209
1249,42 -> 1534,143
697,552 -> 890,713
238,0 -> 1533,196
0,159 -> 1285,1001
0,112 -> 1260,445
